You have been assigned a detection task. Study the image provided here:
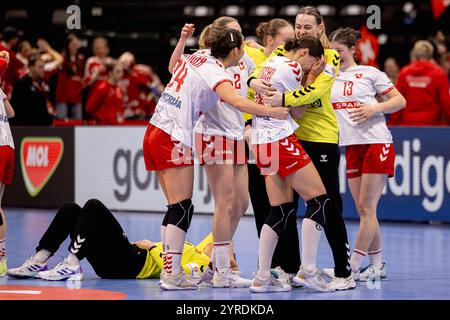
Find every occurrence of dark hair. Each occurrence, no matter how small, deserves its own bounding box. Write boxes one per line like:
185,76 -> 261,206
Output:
329,27 -> 361,49
256,19 -> 292,46
209,28 -> 243,59
105,59 -> 122,73
64,33 -> 83,77
284,36 -> 324,58
28,54 -> 43,67
17,40 -> 30,53
2,26 -> 20,42
297,6 -> 329,48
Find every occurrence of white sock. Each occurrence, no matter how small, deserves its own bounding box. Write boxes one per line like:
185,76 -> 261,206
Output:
161,225 -> 167,272
214,241 -> 230,273
368,249 -> 383,267
34,249 -> 52,263
301,218 -> 322,273
66,253 -> 80,266
166,251 -> 182,275
257,225 -> 278,279
350,248 -> 366,272
165,224 -> 186,275
0,238 -> 5,260
210,248 -> 216,271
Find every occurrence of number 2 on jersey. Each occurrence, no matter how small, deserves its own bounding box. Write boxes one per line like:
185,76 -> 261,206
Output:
167,60 -> 188,92
343,81 -> 353,96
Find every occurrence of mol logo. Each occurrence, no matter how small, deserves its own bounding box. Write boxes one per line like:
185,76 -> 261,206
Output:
20,137 -> 64,197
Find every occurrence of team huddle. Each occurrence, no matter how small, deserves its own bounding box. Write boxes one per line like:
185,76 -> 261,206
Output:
2,6 -> 406,293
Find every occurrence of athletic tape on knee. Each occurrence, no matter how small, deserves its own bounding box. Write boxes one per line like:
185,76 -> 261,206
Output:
166,199 -> 194,232
265,202 -> 296,236
304,194 -> 330,229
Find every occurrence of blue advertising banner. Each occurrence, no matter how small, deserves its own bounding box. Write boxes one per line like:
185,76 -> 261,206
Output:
297,127 -> 450,223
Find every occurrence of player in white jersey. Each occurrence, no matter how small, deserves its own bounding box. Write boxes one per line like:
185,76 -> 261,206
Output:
322,28 -> 406,282
0,51 -> 15,277
167,17 -> 255,288
249,37 -> 336,293
142,26 -> 289,290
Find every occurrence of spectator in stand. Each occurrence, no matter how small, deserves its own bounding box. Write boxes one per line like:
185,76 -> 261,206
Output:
383,57 -> 400,84
55,34 -> 85,120
0,27 -> 24,98
84,36 -> 111,89
118,51 -> 163,120
16,40 -> 32,67
9,55 -> 54,126
389,40 -> 450,126
86,60 -> 124,125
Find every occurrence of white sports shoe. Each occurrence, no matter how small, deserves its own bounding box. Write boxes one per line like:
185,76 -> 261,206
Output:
185,263 -> 202,285
212,269 -> 231,288
328,275 -> 357,291
321,268 -> 360,281
250,273 -> 291,293
359,263 -> 387,282
293,266 -> 335,292
270,267 -> 290,286
229,270 -> 252,288
38,259 -> 83,281
7,257 -> 48,279
200,265 -> 214,285
160,271 -> 198,290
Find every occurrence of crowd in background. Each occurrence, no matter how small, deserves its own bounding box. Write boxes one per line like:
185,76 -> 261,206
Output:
0,25 -> 449,126
0,26 -> 164,126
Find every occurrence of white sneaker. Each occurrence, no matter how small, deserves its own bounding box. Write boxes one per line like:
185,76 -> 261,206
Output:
200,265 -> 214,285
38,259 -> 83,281
293,266 -> 335,292
7,257 -> 48,279
359,263 -> 387,282
159,270 -> 167,286
321,268 -> 360,281
212,269 -> 230,288
160,271 -> 197,290
229,270 -> 252,288
250,273 -> 291,293
270,266 -> 291,286
328,275 -> 356,291
185,263 -> 202,285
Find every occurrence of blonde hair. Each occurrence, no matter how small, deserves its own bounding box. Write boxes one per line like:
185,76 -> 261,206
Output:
297,6 -> 329,48
412,40 -> 434,60
256,19 -> 292,46
198,16 -> 238,49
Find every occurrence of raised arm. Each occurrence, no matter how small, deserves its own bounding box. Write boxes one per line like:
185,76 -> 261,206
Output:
168,24 -> 195,74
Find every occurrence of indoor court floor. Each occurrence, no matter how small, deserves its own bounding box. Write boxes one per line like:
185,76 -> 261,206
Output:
1,208 -> 449,300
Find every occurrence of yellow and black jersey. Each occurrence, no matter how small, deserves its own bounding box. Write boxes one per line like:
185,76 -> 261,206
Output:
247,45 -> 340,144
135,233 -> 213,279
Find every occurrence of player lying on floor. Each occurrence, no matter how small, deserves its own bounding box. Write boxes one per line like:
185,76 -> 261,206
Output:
7,199 -> 251,287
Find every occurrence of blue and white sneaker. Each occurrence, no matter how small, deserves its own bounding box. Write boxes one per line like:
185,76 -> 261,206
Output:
38,259 -> 83,281
7,257 -> 48,279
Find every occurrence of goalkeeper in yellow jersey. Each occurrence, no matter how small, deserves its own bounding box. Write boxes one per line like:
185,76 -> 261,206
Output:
7,199 -> 251,287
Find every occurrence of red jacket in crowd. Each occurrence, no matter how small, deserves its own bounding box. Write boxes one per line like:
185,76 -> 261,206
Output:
86,80 -> 124,125
56,53 -> 86,105
0,42 -> 24,97
389,60 -> 450,126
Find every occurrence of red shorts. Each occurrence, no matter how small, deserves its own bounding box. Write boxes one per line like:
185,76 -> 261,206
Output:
143,124 -> 194,171
345,143 -> 395,179
0,145 -> 15,185
194,133 -> 247,165
252,134 -> 312,178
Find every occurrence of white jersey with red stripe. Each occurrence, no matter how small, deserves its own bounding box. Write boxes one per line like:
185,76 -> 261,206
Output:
331,65 -> 394,146
195,51 -> 255,140
252,55 -> 300,144
150,51 -> 232,147
0,89 -> 14,148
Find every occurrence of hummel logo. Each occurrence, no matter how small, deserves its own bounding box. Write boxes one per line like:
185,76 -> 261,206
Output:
380,144 -> 390,162
320,154 -> 328,162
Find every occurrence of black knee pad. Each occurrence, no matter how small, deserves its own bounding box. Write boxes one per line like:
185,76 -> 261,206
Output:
162,208 -> 170,227
304,194 -> 330,230
264,202 -> 296,236
166,199 -> 194,232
